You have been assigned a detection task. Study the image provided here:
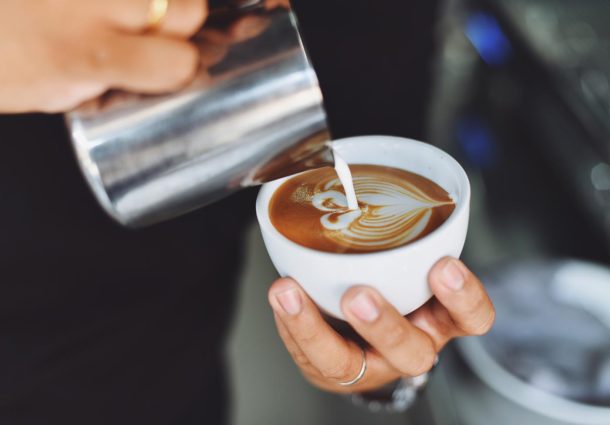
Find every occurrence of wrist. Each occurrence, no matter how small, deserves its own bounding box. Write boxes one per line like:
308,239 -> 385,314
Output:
347,356 -> 439,413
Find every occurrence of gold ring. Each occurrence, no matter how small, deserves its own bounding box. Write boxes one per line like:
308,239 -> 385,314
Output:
146,0 -> 170,31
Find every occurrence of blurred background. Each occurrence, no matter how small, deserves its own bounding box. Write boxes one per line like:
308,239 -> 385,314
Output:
228,0 -> 610,423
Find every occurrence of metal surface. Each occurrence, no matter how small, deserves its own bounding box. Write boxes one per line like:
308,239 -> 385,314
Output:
454,261 -> 610,425
66,2 -> 330,227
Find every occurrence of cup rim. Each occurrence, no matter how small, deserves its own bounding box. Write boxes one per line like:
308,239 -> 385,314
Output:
256,135 -> 471,258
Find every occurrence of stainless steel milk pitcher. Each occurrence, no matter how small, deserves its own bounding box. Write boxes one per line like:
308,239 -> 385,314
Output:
66,0 -> 331,227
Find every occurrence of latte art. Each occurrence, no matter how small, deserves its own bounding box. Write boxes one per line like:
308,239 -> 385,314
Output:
270,165 -> 456,254
311,175 -> 452,250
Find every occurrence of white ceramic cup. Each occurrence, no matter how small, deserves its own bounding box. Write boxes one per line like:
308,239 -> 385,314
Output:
256,136 -> 471,319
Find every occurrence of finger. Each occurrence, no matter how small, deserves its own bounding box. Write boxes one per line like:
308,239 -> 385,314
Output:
272,312 -> 322,380
273,312 -> 398,392
268,278 -> 398,391
341,287 -> 438,377
408,299 -> 462,351
196,15 -> 271,45
195,16 -> 270,67
268,278 -> 362,382
79,32 -> 199,93
198,42 -> 230,68
222,15 -> 271,42
193,32 -> 230,67
94,0 -> 208,38
303,352 -> 401,394
265,0 -> 291,9
428,257 -> 496,336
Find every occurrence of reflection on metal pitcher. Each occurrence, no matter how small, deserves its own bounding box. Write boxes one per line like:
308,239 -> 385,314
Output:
66,1 -> 330,227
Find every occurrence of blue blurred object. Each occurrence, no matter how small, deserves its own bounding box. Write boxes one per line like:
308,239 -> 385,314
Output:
465,12 -> 512,66
456,116 -> 498,168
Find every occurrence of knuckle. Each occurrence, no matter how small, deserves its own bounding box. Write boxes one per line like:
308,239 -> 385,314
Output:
83,38 -> 114,74
296,329 -> 320,348
291,351 -> 311,368
320,356 -> 354,381
407,350 -> 437,376
459,294 -> 487,327
383,322 -> 409,350
471,308 -> 496,336
66,36 -> 117,83
457,294 -> 496,336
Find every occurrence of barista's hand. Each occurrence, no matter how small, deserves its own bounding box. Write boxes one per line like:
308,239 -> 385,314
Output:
268,257 -> 495,393
0,0 -> 208,113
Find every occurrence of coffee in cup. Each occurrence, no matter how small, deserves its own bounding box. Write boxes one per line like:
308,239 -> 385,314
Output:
269,165 -> 455,254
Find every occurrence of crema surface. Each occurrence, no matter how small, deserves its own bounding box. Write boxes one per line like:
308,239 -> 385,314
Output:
270,165 -> 455,253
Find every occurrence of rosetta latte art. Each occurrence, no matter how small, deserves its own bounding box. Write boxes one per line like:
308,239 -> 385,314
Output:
311,176 -> 453,251
270,165 -> 456,254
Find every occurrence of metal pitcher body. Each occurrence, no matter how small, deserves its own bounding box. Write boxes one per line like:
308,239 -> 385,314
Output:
66,4 -> 330,227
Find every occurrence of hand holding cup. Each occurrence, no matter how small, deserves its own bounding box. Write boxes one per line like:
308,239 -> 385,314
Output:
268,257 -> 495,393
259,135 -> 495,392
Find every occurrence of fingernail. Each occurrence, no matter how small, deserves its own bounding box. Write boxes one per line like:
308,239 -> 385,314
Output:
442,260 -> 465,291
349,291 -> 380,323
276,288 -> 302,316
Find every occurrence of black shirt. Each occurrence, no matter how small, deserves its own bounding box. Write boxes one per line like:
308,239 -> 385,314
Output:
0,114 -> 255,424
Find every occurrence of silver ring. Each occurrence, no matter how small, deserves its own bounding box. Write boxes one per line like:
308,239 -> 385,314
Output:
338,348 -> 367,387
